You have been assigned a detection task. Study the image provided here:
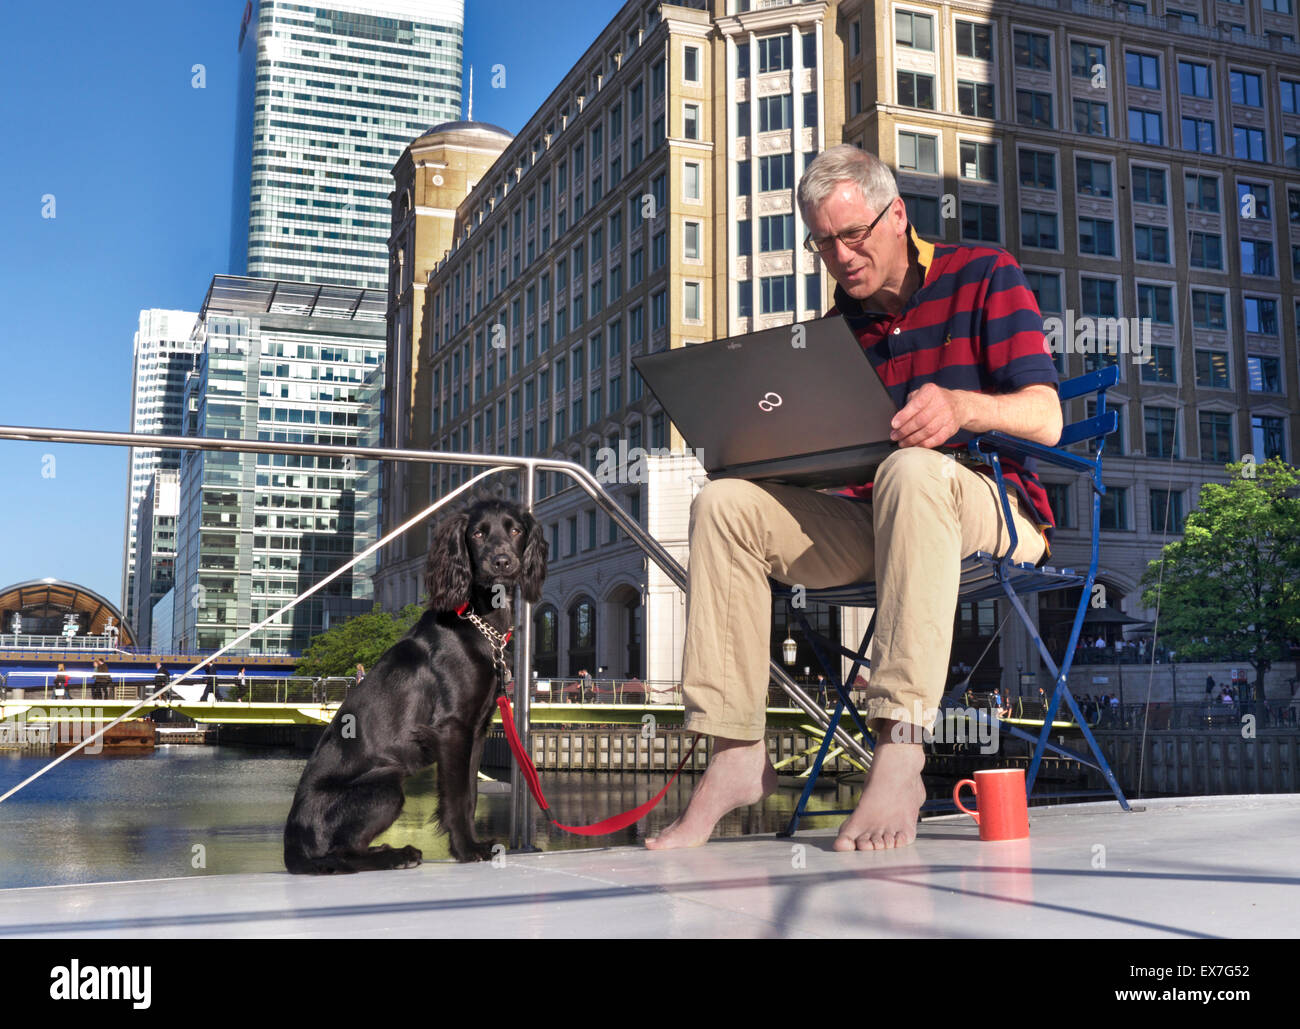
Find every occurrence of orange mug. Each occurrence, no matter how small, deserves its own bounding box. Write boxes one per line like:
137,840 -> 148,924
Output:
953,768 -> 1029,841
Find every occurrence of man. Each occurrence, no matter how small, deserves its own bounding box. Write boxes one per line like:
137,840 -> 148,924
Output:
647,144 -> 1060,852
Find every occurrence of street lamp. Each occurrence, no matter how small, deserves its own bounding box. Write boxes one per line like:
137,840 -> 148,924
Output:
782,633 -> 797,666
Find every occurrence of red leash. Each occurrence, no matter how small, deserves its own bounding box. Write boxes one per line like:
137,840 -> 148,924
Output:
495,695 -> 700,836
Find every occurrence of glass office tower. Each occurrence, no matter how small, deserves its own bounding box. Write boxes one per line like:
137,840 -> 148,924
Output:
228,0 -> 465,289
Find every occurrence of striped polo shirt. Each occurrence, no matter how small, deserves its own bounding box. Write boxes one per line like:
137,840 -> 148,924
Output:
825,225 -> 1060,547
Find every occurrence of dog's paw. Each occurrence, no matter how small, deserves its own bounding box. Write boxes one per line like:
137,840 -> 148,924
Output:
451,839 -> 498,863
394,845 -> 423,869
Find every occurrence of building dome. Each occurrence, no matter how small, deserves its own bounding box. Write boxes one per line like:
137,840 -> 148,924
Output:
419,120 -> 513,140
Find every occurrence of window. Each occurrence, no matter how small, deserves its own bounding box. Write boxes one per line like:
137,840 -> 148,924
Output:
1241,239 -> 1275,276
1134,225 -> 1170,262
1200,411 -> 1233,462
1073,99 -> 1109,136
956,21 -> 992,60
803,30 -> 817,68
805,270 -> 821,311
683,45 -> 700,83
1185,173 -> 1219,212
759,153 -> 794,191
1016,90 -> 1053,128
1191,290 -> 1227,330
1251,415 -> 1286,462
1264,0 -> 1294,11
1081,277 -> 1118,317
1188,231 -> 1223,269
1286,135 -> 1300,170
1014,30 -> 1051,70
851,79 -> 862,117
958,81 -> 995,119
1076,157 -> 1112,197
1126,51 -> 1160,89
652,230 -> 666,270
1141,344 -> 1177,383
684,221 -> 701,260
1079,217 -> 1115,256
737,219 -> 752,256
758,93 -> 792,132
1150,489 -> 1185,533
1131,166 -> 1166,205
1230,69 -> 1263,107
1243,295 -> 1278,334
1181,116 -> 1216,154
1195,351 -> 1231,390
898,71 -> 936,109
758,34 -> 792,73
959,140 -> 997,181
1137,283 -> 1173,324
899,131 -> 938,173
684,281 -> 701,321
1291,189 -> 1300,224
1100,486 -> 1129,530
1282,79 -> 1300,114
850,19 -> 861,57
896,10 -> 935,51
1025,270 -> 1063,314
1128,107 -> 1163,145
961,201 -> 1000,242
760,274 -> 796,313
1234,126 -> 1266,162
1021,210 -> 1059,248
1178,60 -> 1213,98
902,194 -> 941,236
1070,41 -> 1106,80
1019,149 -> 1056,190
1247,355 -> 1283,392
803,92 -> 818,128
760,213 -> 795,251
684,104 -> 700,140
1045,483 -> 1074,529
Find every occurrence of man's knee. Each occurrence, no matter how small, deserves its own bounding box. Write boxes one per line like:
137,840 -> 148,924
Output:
689,477 -> 770,534
874,446 -> 953,496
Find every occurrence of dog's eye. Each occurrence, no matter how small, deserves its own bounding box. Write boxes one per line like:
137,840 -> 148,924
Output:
472,530 -> 484,539
510,527 -> 521,536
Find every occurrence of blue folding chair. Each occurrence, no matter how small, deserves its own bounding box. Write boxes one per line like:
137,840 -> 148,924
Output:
773,366 -> 1130,837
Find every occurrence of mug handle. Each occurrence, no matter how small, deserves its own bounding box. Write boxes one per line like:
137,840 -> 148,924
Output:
953,779 -> 980,824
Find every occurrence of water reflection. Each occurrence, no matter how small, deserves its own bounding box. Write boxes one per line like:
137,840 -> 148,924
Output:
0,748 -> 880,888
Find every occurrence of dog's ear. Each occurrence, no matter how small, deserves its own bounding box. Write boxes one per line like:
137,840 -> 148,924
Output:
425,510 -> 472,611
519,509 -> 548,604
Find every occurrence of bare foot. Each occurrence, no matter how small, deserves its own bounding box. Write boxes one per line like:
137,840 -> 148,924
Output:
833,723 -> 928,852
646,737 -> 777,850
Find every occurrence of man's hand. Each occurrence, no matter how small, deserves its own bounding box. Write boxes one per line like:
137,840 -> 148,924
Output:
889,383 -> 968,449
889,382 -> 1063,449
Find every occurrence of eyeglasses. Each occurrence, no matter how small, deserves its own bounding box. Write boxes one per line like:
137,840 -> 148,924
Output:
803,204 -> 891,255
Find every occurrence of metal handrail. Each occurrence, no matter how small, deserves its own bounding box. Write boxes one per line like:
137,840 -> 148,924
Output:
0,423 -> 865,849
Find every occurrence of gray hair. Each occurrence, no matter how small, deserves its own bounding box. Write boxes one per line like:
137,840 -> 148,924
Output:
797,144 -> 899,222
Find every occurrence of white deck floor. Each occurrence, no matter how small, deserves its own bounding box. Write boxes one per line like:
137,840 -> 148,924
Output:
1,795 -> 1296,938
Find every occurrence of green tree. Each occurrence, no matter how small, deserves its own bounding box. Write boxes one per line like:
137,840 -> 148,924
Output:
296,602 -> 425,679
1140,457 -> 1300,698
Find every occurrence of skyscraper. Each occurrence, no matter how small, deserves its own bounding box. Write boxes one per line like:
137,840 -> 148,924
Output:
120,309 -> 201,634
228,0 -> 466,290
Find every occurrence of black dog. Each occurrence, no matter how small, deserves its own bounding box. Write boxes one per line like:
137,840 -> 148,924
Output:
284,493 -> 547,873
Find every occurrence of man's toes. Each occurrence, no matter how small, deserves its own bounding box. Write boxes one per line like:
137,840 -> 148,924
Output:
832,834 -> 858,852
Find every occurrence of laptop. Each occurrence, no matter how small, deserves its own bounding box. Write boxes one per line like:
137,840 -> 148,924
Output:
632,316 -> 898,490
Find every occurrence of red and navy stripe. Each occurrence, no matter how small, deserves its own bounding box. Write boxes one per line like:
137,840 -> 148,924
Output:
826,234 -> 1059,544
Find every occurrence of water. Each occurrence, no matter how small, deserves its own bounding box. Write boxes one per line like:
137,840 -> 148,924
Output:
0,747 -> 857,888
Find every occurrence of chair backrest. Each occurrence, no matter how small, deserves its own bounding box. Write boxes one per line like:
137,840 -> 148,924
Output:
1055,365 -> 1120,452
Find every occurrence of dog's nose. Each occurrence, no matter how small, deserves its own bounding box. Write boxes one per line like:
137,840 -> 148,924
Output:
492,554 -> 515,573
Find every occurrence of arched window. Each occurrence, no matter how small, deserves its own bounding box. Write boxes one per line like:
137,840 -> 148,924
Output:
533,605 -> 558,677
567,597 -> 596,676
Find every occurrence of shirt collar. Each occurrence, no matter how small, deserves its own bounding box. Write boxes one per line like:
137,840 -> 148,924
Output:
832,225 -> 935,319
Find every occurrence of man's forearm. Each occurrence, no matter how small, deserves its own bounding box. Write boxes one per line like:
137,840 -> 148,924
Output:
958,385 -> 1062,447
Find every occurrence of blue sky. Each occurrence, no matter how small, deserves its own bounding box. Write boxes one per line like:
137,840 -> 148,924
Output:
0,0 -> 626,608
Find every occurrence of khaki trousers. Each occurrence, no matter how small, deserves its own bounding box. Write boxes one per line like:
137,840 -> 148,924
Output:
679,447 -> 1047,741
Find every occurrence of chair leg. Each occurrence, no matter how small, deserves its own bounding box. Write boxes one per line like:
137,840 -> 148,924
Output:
780,698 -> 846,838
